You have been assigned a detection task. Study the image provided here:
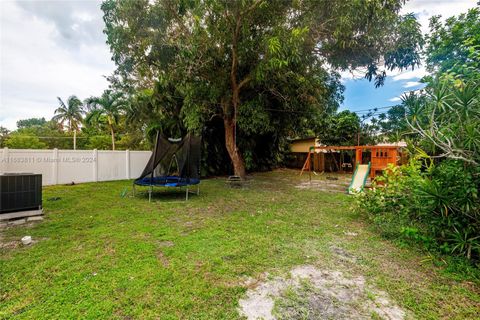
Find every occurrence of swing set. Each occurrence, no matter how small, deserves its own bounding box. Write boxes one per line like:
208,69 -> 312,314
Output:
300,145 -> 401,179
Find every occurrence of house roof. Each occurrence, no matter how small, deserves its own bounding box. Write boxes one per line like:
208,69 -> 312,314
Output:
288,137 -> 316,142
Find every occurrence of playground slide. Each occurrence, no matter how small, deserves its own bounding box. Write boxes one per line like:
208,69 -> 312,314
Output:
348,163 -> 370,194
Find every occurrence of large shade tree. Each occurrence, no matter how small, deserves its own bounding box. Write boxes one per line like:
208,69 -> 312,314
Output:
102,0 -> 423,178
52,96 -> 84,150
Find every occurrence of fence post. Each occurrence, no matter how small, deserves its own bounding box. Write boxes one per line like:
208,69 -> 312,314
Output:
125,149 -> 130,179
1,147 -> 8,172
52,148 -> 58,185
93,149 -> 98,182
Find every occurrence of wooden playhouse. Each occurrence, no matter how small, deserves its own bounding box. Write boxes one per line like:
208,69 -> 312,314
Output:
301,145 -> 403,179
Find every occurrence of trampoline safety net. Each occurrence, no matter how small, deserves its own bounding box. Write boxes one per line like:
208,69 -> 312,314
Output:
135,133 -> 201,187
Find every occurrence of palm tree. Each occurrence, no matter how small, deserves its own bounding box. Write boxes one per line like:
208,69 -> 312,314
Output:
85,90 -> 126,150
52,96 -> 84,150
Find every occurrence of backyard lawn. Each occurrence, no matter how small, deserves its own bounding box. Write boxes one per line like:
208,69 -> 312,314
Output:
1,170 -> 479,319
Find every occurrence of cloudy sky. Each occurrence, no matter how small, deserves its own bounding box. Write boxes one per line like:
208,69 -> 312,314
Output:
0,0 -> 478,130
0,0 -> 114,130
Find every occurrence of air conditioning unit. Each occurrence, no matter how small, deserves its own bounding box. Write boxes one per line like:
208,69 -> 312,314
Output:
0,173 -> 42,220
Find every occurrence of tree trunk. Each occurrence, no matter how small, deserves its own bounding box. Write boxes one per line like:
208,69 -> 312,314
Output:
73,130 -> 77,150
110,125 -> 116,150
224,117 -> 246,179
222,9 -> 250,180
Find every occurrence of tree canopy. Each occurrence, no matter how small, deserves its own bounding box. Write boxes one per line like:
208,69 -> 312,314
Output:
425,7 -> 480,78
16,118 -> 47,129
102,0 -> 422,177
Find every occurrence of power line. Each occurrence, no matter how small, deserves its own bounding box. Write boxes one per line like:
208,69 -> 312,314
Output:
3,135 -> 113,139
131,91 -> 399,116
347,105 -> 396,113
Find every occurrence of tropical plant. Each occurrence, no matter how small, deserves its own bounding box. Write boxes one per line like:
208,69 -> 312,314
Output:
52,96 -> 84,150
404,79 -> 479,165
85,90 -> 126,150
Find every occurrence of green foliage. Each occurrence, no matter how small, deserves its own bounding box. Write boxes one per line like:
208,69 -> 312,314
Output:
3,122 -> 82,150
376,105 -> 411,141
425,7 -> 480,78
405,78 -> 480,164
85,90 -> 127,150
356,158 -> 480,262
355,162 -> 423,237
316,110 -> 360,145
116,131 -> 149,151
85,135 -> 112,150
16,117 -> 47,129
5,132 -> 47,149
0,126 -> 10,148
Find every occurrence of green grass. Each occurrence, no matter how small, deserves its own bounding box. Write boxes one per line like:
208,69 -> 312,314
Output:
1,170 -> 479,319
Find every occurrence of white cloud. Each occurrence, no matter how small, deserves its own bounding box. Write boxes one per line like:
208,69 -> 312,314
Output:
389,97 -> 402,102
401,0 -> 477,34
0,1 -> 115,130
403,81 -> 422,88
392,67 -> 428,81
339,68 -> 368,81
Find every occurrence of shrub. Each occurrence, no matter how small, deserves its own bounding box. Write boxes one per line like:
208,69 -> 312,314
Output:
5,133 -> 47,149
355,159 -> 480,262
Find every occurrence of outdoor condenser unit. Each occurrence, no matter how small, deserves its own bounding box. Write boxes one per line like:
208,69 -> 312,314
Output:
0,173 -> 42,215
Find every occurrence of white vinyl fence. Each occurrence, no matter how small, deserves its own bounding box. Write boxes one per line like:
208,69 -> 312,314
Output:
0,148 -> 152,186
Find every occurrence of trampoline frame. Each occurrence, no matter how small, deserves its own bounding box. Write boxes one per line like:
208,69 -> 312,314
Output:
133,176 -> 200,202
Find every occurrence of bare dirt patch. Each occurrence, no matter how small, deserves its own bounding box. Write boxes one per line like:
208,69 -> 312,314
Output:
238,265 -> 406,320
157,240 -> 175,248
0,231 -> 46,250
0,239 -> 20,249
330,245 -> 358,264
295,177 -> 351,193
156,251 -> 170,267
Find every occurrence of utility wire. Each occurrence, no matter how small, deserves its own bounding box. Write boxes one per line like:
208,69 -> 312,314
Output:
131,91 -> 398,116
3,135 -> 115,139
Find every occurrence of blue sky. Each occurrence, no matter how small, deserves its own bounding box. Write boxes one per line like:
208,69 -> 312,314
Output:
341,72 -> 426,112
0,0 -> 477,129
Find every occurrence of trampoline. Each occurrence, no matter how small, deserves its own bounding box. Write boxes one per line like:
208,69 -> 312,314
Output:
133,133 -> 201,201
134,176 -> 200,187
